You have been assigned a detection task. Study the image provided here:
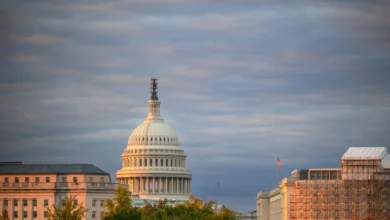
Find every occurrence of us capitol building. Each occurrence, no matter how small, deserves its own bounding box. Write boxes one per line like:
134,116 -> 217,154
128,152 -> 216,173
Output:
116,78 -> 192,201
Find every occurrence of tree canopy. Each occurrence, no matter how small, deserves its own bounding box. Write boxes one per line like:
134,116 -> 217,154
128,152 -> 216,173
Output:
46,195 -> 87,220
103,186 -> 236,220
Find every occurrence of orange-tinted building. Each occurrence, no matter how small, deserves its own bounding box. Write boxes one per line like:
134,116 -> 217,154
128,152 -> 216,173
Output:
256,147 -> 390,220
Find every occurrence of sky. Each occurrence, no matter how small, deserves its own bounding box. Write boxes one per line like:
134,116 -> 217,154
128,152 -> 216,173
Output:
1,0 -> 390,212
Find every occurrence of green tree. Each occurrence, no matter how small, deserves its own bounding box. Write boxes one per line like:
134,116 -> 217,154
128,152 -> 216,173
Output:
103,186 -> 141,220
46,195 -> 87,220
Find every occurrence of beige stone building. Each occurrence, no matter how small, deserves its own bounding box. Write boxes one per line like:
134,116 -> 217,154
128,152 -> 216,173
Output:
256,147 -> 390,220
0,162 -> 124,220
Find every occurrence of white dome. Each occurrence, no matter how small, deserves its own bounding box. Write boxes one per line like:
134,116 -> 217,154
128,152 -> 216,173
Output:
127,121 -> 180,146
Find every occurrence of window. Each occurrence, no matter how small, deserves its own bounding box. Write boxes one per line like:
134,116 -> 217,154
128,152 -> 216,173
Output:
161,159 -> 163,167
44,211 -> 48,218
33,199 -> 37,206
166,159 -> 168,166
156,159 -> 158,167
73,177 -> 78,183
89,177 -> 93,182
171,159 -> 173,167
25,177 -> 29,183
15,177 -> 19,183
14,200 -> 18,206
46,177 -> 50,183
14,211 -> 18,218
23,199 -> 27,206
33,211 -> 37,218
3,199 -> 8,207
145,159 -> 147,167
139,159 -> 142,166
92,200 -> 96,207
175,159 -> 177,167
23,211 -> 27,217
150,159 -> 153,167
4,177 -> 9,183
35,177 -> 40,183
62,177 -> 66,182
44,199 -> 48,206
92,211 -> 96,219
100,200 -> 104,207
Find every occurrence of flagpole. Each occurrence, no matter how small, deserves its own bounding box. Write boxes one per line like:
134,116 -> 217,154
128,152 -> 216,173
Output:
276,162 -> 279,187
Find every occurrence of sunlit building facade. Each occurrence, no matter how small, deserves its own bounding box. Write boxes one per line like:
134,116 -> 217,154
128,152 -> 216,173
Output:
116,78 -> 192,201
0,162 -> 124,220
256,147 -> 390,220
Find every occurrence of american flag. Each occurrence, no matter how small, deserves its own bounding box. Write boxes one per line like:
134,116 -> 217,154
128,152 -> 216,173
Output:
277,158 -> 282,166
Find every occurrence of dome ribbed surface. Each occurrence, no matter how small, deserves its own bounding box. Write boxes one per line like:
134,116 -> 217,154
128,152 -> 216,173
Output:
127,121 -> 180,146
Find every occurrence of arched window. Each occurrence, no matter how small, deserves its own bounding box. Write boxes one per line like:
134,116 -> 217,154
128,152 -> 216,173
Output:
163,137 -> 166,142
161,159 -> 164,167
150,159 -> 153,167
139,159 -> 142,167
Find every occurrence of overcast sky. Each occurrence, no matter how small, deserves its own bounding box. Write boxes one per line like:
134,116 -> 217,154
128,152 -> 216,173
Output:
1,0 -> 390,211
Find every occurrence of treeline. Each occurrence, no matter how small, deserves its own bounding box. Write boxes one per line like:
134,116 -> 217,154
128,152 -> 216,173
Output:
104,186 -> 236,220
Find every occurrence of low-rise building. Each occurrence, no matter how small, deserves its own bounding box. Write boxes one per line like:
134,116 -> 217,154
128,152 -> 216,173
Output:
0,162 -> 126,220
256,147 -> 390,220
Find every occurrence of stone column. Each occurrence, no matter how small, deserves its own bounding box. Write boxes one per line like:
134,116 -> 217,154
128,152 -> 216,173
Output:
170,178 -> 173,194
140,177 -> 145,192
184,178 -> 187,194
165,177 -> 168,193
146,177 -> 149,193
153,177 -> 155,193
159,177 -> 162,193
177,178 -> 179,194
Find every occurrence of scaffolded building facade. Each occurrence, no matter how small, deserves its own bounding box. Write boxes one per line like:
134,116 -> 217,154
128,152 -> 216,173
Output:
257,147 -> 390,220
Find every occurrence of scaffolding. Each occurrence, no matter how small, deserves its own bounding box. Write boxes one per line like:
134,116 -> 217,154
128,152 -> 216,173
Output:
289,159 -> 390,219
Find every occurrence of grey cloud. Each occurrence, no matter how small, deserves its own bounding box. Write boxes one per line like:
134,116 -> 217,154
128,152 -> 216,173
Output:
1,0 -> 390,212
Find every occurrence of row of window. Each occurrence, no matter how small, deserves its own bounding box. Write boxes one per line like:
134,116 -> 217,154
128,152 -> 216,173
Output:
3,176 -> 105,183
91,211 -> 105,219
310,172 -> 338,180
3,199 -> 49,207
3,210 -> 48,218
123,157 -> 185,168
3,176 -> 51,183
129,136 -> 178,145
92,199 -> 104,207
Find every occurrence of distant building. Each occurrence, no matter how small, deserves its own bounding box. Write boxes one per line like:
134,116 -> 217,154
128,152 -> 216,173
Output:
0,162 -> 125,220
235,210 -> 257,220
256,147 -> 390,220
116,78 -> 192,201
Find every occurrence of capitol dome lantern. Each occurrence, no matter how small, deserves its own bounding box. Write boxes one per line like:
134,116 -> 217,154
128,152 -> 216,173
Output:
116,78 -> 192,201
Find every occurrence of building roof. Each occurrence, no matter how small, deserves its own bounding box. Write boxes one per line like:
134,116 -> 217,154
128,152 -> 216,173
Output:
382,154 -> 390,169
0,163 -> 109,175
341,147 -> 387,160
